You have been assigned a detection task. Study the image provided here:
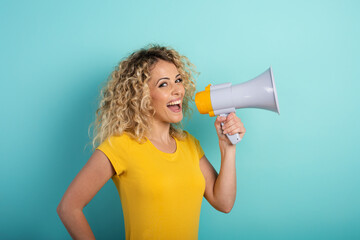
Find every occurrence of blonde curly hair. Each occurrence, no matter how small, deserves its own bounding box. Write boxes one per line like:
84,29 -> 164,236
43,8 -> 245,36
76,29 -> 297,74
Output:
89,44 -> 198,150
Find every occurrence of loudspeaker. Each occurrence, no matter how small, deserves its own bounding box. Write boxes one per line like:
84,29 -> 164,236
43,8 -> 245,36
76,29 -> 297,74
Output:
195,67 -> 280,144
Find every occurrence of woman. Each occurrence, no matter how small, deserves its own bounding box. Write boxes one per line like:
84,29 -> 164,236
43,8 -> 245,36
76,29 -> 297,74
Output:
57,44 -> 246,240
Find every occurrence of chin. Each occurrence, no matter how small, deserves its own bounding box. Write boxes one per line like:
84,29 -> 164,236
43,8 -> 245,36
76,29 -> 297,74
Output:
168,112 -> 183,123
170,116 -> 183,123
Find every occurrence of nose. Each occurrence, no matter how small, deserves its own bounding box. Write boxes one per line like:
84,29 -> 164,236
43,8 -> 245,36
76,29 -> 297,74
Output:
172,83 -> 184,96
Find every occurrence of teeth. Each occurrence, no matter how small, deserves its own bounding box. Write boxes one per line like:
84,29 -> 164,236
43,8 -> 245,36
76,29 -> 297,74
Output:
167,100 -> 181,106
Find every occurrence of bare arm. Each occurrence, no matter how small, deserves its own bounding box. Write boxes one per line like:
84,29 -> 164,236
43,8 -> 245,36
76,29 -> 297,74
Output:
199,113 -> 245,213
57,150 -> 115,239
200,150 -> 236,213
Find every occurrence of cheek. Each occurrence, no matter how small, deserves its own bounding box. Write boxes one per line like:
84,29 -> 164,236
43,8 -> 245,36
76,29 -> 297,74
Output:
180,84 -> 186,94
150,91 -> 168,107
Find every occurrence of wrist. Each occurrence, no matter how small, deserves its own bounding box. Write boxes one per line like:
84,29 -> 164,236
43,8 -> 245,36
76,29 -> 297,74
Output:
219,142 -> 236,155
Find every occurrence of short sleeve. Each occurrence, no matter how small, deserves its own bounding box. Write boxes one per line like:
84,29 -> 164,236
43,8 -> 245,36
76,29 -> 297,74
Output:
185,131 -> 205,160
96,136 -> 126,175
193,137 -> 205,160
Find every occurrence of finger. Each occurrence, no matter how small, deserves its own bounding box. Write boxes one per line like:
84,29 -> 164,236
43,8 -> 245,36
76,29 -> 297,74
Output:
216,115 -> 227,122
220,114 -> 234,128
239,127 -> 246,138
227,112 -> 238,121
215,116 -> 226,127
222,117 -> 242,130
223,112 -> 235,123
223,123 -> 242,135
222,116 -> 243,132
225,125 -> 246,136
224,113 -> 241,124
223,119 -> 245,134
214,116 -> 226,133
229,112 -> 237,119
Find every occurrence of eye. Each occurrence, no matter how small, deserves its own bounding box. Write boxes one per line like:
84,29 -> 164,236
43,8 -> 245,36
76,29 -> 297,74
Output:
175,78 -> 183,83
159,82 -> 168,88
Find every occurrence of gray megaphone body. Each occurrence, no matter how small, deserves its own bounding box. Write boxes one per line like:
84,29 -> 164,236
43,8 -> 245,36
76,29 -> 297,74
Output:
195,67 -> 280,144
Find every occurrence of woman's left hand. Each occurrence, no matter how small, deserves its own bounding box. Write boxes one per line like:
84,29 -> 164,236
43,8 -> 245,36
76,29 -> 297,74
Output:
214,112 -> 246,148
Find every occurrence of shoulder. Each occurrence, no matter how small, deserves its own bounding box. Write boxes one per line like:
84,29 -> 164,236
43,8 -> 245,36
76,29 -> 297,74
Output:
181,130 -> 201,144
180,130 -> 204,159
96,133 -> 140,165
97,133 -> 136,150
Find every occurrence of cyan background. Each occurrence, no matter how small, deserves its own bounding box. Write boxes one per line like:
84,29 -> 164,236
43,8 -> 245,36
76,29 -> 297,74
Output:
1,0 -> 359,239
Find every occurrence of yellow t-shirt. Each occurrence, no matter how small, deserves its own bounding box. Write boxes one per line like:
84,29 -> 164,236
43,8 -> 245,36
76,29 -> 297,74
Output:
96,131 -> 206,240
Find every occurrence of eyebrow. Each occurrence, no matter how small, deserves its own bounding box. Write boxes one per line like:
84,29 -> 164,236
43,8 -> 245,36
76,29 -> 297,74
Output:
156,74 -> 181,85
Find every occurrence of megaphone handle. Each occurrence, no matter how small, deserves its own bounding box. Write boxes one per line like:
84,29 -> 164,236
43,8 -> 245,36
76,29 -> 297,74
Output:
219,113 -> 242,145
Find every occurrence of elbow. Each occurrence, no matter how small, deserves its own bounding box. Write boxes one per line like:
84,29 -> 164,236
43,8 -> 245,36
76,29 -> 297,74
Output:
57,202 -> 66,218
56,201 -> 75,218
212,198 -> 235,214
222,207 -> 233,214
219,203 -> 234,214
57,200 -> 84,218
214,205 -> 233,214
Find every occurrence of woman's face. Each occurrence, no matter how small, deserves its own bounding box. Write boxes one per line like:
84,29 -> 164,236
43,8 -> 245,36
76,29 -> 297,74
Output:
147,59 -> 185,124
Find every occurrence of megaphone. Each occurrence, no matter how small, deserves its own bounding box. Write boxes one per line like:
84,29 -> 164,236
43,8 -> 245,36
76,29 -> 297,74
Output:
195,67 -> 280,145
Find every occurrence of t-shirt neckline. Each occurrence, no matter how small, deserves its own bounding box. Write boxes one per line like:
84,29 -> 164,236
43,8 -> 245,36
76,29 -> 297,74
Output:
145,136 -> 179,158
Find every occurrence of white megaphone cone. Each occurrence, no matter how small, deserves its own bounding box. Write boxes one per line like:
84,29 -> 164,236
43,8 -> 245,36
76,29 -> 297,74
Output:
231,67 -> 280,114
195,67 -> 280,144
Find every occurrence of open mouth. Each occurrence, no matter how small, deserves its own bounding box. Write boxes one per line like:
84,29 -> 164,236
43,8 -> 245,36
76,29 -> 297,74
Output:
167,100 -> 182,112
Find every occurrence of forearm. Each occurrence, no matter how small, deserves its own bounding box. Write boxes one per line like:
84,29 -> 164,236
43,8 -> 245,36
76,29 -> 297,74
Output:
213,145 -> 237,213
57,207 -> 96,240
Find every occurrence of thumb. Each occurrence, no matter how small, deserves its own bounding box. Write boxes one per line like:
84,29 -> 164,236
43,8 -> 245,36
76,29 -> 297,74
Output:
214,115 -> 226,133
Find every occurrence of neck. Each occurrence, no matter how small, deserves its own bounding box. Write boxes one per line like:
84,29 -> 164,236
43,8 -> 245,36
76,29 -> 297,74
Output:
147,119 -> 172,142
